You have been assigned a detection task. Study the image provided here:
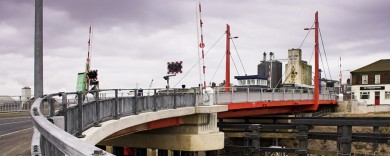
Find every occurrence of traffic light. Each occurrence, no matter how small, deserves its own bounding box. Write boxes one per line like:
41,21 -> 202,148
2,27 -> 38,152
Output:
167,61 -> 183,74
90,79 -> 99,85
87,70 -> 99,86
87,70 -> 98,79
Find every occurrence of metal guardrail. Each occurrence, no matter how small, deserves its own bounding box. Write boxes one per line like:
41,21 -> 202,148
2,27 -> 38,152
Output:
30,88 -> 197,156
214,86 -> 336,104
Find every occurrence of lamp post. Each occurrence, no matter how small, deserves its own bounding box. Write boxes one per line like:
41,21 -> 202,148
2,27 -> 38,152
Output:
304,12 -> 319,110
225,24 -> 239,92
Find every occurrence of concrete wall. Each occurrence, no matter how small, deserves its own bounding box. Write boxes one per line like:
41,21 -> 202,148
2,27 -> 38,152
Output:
351,104 -> 390,114
284,48 -> 312,86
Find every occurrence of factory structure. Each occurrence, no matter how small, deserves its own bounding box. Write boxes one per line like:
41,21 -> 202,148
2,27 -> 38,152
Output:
283,48 -> 312,88
234,48 -> 314,90
234,52 -> 282,88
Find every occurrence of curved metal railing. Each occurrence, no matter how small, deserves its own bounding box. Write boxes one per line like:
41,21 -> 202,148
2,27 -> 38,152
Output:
214,86 -> 336,104
30,88 -> 197,156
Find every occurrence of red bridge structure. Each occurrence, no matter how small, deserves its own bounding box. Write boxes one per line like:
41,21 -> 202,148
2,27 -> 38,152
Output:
215,11 -> 337,118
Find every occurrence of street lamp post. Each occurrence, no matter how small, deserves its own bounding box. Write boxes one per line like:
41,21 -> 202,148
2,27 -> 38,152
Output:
304,12 -> 319,110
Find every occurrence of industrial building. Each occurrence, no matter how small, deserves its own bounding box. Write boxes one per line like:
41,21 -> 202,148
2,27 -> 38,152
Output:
351,59 -> 390,105
258,52 -> 282,88
284,48 -> 312,88
234,52 -> 282,88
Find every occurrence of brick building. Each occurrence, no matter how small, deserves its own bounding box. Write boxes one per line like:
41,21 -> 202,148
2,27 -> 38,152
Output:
351,59 -> 390,105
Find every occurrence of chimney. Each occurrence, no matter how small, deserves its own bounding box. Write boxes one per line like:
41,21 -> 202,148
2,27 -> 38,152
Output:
269,52 -> 274,60
263,52 -> 267,62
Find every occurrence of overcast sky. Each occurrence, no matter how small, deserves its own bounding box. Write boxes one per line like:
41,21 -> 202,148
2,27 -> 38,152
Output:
1,0 -> 390,96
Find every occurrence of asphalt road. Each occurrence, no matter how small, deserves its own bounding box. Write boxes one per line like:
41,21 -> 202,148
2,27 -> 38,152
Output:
0,116 -> 33,137
0,116 -> 33,156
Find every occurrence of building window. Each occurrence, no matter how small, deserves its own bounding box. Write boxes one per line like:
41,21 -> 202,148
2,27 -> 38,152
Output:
238,80 -> 246,86
360,92 -> 370,99
362,75 -> 368,84
385,92 -> 390,99
375,75 -> 380,84
351,92 -> 355,99
250,79 -> 255,85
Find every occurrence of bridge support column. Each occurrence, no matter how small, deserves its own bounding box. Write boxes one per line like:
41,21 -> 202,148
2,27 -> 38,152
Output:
99,106 -> 227,153
181,151 -> 197,156
205,150 -> 218,156
113,146 -> 124,155
249,124 -> 260,156
338,125 -> 352,156
296,125 -> 308,156
373,126 -> 379,153
173,150 -> 181,156
158,149 -> 168,156
136,148 -> 147,156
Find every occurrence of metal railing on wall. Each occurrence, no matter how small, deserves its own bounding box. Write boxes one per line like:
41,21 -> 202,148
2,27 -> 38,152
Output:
214,86 -> 336,104
30,88 -> 197,156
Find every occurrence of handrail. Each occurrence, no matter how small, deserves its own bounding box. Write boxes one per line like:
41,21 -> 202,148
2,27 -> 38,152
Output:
30,96 -> 113,156
214,86 -> 336,104
31,88 -> 197,156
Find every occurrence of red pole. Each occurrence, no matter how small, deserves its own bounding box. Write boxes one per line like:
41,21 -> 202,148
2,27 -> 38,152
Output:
225,24 -> 231,92
313,11 -> 319,110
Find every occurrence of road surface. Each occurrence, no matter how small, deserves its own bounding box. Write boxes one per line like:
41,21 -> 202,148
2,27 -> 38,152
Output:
0,116 -> 33,156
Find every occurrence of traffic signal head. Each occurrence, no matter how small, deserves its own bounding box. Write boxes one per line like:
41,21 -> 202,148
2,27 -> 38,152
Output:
87,70 -> 98,79
167,61 -> 183,74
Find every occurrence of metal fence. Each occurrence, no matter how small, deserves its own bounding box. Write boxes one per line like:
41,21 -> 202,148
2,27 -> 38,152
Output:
214,87 -> 336,104
31,88 -> 197,156
0,101 -> 33,112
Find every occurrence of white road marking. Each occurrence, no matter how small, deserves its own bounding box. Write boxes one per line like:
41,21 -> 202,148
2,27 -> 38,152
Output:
0,127 -> 33,138
0,120 -> 31,126
0,116 -> 30,120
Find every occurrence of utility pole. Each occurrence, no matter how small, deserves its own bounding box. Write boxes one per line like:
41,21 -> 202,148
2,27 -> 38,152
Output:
34,0 -> 43,99
225,24 -> 231,92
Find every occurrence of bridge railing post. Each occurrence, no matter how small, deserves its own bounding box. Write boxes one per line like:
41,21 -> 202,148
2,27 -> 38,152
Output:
173,89 -> 177,109
230,87 -> 233,103
194,88 -> 197,106
300,89 -> 303,100
283,88 -> 285,100
61,92 -> 68,131
292,89 -> 295,100
260,88 -> 263,101
48,96 -> 55,118
247,86 -> 249,102
215,88 -> 219,104
153,89 -> 157,111
76,92 -> 85,138
94,90 -> 101,127
134,89 -> 138,115
272,88 -> 275,101
114,89 -> 119,119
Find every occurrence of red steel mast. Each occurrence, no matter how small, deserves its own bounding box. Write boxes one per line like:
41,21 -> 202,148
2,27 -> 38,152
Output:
313,11 -> 320,110
225,24 -> 231,92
